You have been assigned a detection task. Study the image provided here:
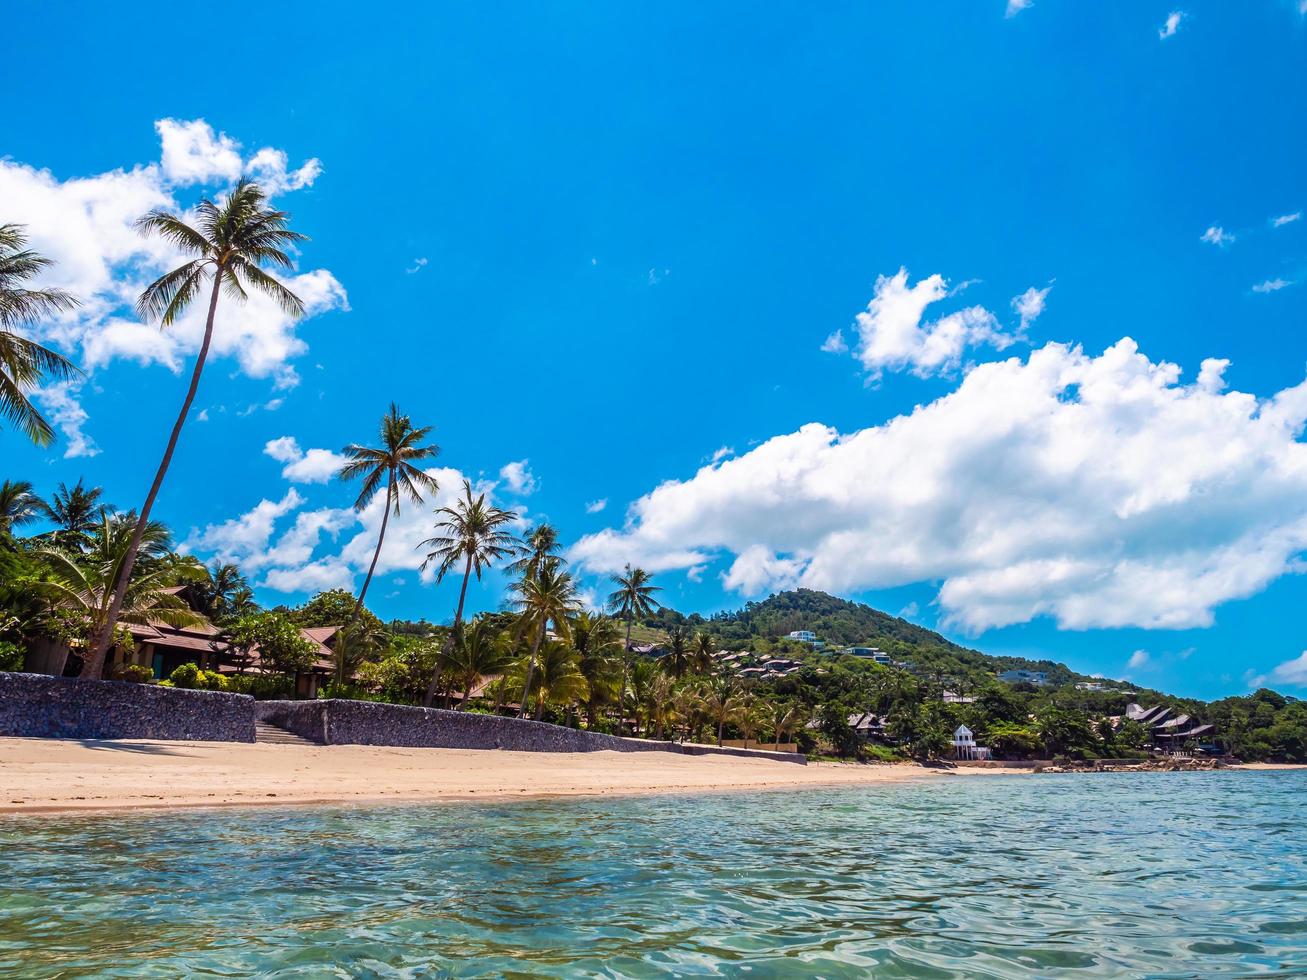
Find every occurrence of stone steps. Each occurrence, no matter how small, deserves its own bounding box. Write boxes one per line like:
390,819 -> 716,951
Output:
254,721 -> 322,746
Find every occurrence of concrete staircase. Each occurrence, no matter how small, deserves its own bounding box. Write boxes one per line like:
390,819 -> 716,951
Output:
254,720 -> 322,746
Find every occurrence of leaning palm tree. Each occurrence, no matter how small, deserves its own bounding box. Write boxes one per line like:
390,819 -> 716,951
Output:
38,479 -> 104,550
418,479 -> 518,706
338,403 -> 440,625
33,515 -> 206,675
771,701 -> 809,750
511,560 -> 581,718
0,479 -> 44,535
524,640 -> 590,721
0,224 -> 81,446
84,182 -> 306,677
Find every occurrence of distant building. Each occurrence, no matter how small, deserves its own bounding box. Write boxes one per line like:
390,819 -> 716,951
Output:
998,669 -> 1049,687
787,630 -> 825,650
845,646 -> 893,665
1124,702 -> 1216,754
942,690 -> 976,705
1075,682 -> 1105,692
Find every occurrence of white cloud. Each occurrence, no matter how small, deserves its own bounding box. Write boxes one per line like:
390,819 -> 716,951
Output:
1252,278 -> 1294,294
585,498 -> 608,514
1006,0 -> 1032,17
245,146 -> 322,195
499,459 -> 538,495
899,601 -> 920,619
1200,226 -> 1234,246
571,338 -> 1307,633
647,268 -> 669,286
1127,649 -> 1151,669
1269,651 -> 1307,688
262,558 -> 356,595
181,489 -> 305,568
262,435 -> 347,483
845,268 -> 1015,380
1158,11 -> 1184,39
1271,212 -> 1301,228
406,257 -> 429,274
1012,285 -> 1051,332
32,381 -> 99,458
820,329 -> 848,354
0,119 -> 346,442
710,446 -> 735,464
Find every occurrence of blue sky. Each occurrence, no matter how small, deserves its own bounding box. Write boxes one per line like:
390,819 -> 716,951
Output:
4,2 -> 1307,699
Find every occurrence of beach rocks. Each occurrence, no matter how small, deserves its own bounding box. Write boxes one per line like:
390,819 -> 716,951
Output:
1034,758 -> 1230,774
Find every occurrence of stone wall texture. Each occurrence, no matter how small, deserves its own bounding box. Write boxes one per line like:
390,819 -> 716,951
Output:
255,699 -> 806,764
0,671 -> 255,742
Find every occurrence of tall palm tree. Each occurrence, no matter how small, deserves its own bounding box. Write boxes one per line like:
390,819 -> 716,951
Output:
690,631 -> 717,674
607,564 -> 661,725
0,224 -> 80,446
85,182 -> 306,678
34,515 -> 206,675
659,625 -> 692,680
0,479 -> 44,535
338,403 -> 440,625
771,702 -> 809,750
507,524 -> 562,581
187,562 -> 253,622
702,675 -> 743,746
446,618 -> 514,710
511,561 -> 581,718
418,479 -> 517,706
524,640 -> 590,721
572,611 -> 623,729
38,479 -> 104,550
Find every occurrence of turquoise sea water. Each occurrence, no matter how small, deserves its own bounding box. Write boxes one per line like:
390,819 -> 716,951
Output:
2,771 -> 1305,977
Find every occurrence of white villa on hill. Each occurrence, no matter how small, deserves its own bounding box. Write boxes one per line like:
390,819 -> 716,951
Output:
787,630 -> 825,650
952,724 -> 992,761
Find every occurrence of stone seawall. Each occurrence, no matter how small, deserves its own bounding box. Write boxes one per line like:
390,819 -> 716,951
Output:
0,671 -> 255,742
256,699 -> 806,764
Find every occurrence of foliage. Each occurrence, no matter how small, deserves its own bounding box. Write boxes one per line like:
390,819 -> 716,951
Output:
291,589 -> 383,632
226,612 -> 316,676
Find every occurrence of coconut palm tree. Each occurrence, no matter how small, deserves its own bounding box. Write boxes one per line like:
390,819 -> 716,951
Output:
511,561 -> 581,718
0,225 -> 81,446
33,515 -> 206,674
606,564 -> 661,723
672,684 -> 705,743
38,479 -> 104,550
85,182 -> 306,678
524,640 -> 590,721
338,403 -> 440,625
446,618 -> 514,710
659,624 -> 692,680
771,701 -> 809,750
418,479 -> 517,706
702,675 -> 743,746
690,631 -> 717,674
197,562 -> 252,622
626,658 -> 658,735
572,611 -> 622,729
0,479 -> 44,535
507,524 -> 562,581
647,673 -> 677,740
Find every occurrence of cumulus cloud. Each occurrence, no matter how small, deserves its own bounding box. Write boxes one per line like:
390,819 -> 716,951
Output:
262,435 -> 347,483
1012,285 -> 1051,333
0,118 -> 345,447
820,329 -> 848,354
844,268 -> 1015,380
1269,651 -> 1307,688
181,489 -> 305,568
1252,278 -> 1294,294
571,338 -> 1307,633
1271,212 -> 1301,228
1158,11 -> 1184,39
32,382 -> 99,458
1200,226 -> 1234,247
499,459 -> 537,495
585,498 -> 608,514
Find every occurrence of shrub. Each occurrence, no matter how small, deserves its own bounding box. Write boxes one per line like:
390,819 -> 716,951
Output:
169,662 -> 201,689
115,664 -> 154,684
0,640 -> 23,672
225,674 -> 294,700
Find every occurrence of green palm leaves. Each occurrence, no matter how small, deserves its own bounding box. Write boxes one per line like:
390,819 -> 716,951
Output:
0,224 -> 81,446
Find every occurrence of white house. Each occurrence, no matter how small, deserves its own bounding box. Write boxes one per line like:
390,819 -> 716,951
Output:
952,725 -> 991,761
787,630 -> 825,650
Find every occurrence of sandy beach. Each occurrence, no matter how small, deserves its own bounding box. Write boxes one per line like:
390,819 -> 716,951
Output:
0,737 -> 1027,814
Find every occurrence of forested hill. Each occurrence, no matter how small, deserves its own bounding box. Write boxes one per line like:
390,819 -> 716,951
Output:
653,588 -> 1117,690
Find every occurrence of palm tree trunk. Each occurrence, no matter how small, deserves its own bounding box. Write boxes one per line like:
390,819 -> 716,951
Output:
620,612 -> 633,732
352,476 -> 394,624
425,553 -> 473,708
84,272 -> 223,677
717,717 -> 725,746
517,619 -> 546,719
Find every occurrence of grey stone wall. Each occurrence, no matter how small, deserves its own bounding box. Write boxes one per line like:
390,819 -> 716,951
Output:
0,671 -> 255,742
255,698 -> 805,764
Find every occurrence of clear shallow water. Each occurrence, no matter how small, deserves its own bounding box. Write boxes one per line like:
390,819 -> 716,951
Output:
1,772 -> 1305,978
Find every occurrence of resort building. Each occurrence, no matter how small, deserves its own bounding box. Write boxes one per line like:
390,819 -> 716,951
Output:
942,690 -> 976,704
786,630 -> 826,650
844,646 -> 893,665
1124,702 -> 1216,753
998,669 -> 1050,687
1075,682 -> 1105,692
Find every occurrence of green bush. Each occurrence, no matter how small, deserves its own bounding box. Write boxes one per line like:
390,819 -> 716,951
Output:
224,674 -> 294,700
0,640 -> 23,672
114,664 -> 154,683
169,662 -> 201,688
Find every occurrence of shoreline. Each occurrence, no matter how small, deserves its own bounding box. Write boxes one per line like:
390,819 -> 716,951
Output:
2,738 -> 1300,817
